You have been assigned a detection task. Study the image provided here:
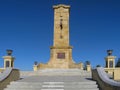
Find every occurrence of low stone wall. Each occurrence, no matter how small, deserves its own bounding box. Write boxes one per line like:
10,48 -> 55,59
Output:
114,68 -> 120,81
105,68 -> 120,81
104,68 -> 114,75
0,68 -> 20,90
92,67 -> 120,90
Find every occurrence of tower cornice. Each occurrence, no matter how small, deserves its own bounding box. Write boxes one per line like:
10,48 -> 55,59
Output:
53,4 -> 70,9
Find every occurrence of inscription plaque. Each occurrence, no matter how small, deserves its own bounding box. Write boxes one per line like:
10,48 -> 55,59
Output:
57,53 -> 65,59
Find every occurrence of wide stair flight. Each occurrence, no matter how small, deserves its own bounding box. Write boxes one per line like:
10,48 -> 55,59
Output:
4,69 -> 99,90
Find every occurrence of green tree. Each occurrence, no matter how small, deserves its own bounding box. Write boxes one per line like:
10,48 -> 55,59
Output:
96,65 -> 101,67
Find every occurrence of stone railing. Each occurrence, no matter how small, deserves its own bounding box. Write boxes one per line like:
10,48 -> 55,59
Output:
92,67 -> 120,90
0,68 -> 20,90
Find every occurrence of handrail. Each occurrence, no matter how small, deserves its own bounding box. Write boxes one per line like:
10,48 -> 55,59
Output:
97,67 -> 120,87
92,67 -> 120,90
0,68 -> 12,81
0,68 -> 20,90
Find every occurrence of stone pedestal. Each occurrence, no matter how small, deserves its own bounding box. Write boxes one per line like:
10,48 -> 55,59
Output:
33,65 -> 38,71
86,65 -> 91,72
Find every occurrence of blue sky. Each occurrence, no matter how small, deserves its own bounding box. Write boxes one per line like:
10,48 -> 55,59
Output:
0,0 -> 120,70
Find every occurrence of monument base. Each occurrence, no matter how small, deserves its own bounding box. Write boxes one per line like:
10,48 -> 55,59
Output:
33,46 -> 83,71
33,62 -> 83,71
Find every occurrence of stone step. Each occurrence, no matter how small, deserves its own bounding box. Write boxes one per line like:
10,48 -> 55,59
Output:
41,88 -> 99,90
7,81 -> 98,89
20,73 -> 91,77
10,81 -> 97,85
17,76 -> 93,82
20,69 -> 91,77
5,89 -> 99,90
7,84 -> 98,88
5,75 -> 99,90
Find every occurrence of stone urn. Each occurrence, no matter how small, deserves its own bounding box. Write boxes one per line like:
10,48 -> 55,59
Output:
7,49 -> 13,56
107,50 -> 113,56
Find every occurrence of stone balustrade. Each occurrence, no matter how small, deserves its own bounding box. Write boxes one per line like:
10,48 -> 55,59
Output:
0,68 -> 20,90
92,67 -> 120,90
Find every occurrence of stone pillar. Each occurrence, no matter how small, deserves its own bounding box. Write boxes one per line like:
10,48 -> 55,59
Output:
105,50 -> 116,68
3,50 -> 15,69
33,61 -> 38,71
86,65 -> 91,72
33,65 -> 38,71
105,50 -> 116,75
113,68 -> 120,81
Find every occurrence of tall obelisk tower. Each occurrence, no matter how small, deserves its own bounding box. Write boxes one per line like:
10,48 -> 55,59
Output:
35,4 -> 83,70
53,4 -> 70,47
48,4 -> 73,68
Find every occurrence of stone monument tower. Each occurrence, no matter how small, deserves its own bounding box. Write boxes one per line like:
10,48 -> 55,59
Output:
3,50 -> 15,69
33,4 -> 83,70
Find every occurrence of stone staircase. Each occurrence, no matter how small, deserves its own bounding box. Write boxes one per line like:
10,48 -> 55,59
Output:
4,69 -> 99,90
20,69 -> 91,77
